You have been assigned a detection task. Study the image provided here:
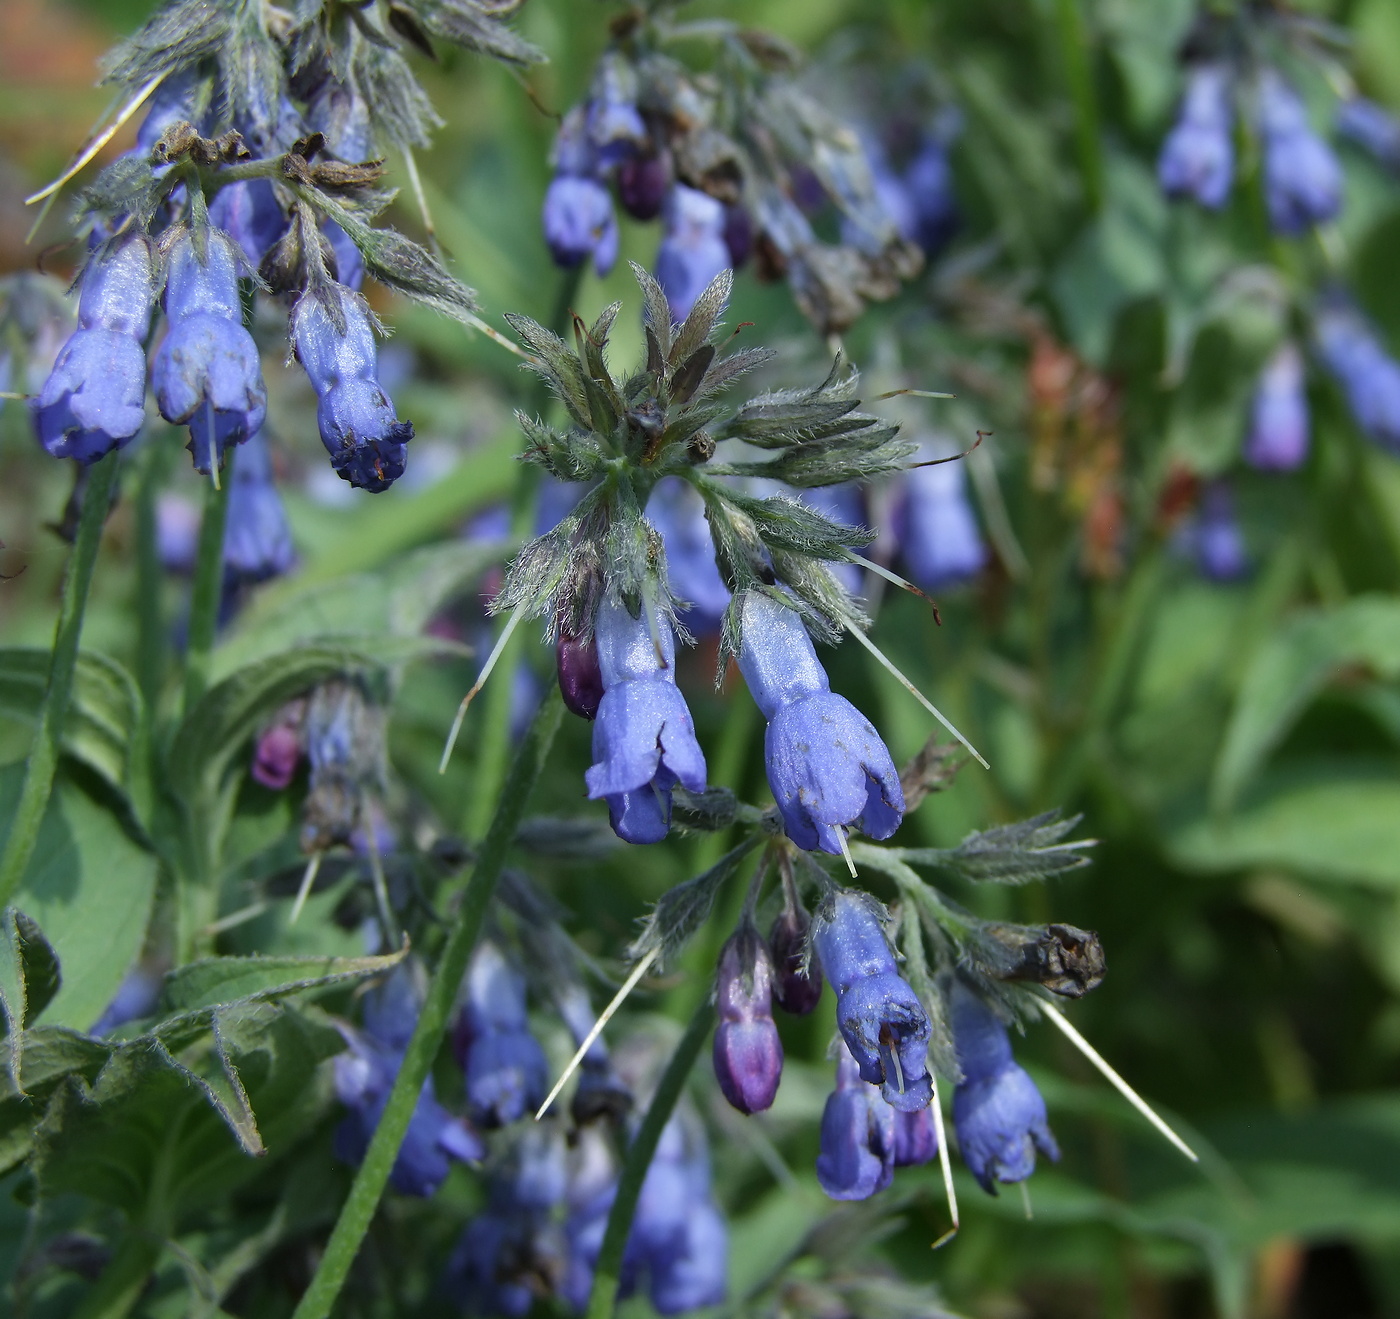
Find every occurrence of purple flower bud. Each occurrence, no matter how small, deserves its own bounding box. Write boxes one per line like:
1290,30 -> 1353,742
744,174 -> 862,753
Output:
769,904 -> 822,1016
646,476 -> 730,634
892,1105 -> 938,1167
252,722 -> 302,790
290,285 -> 414,492
1195,482 -> 1248,582
557,629 -> 605,720
542,175 -> 619,276
459,942 -> 549,1127
712,927 -> 783,1115
815,1041 -> 895,1201
722,204 -> 753,269
32,234 -> 156,462
222,430 -> 295,584
584,594 -> 707,845
1258,70 -> 1343,235
655,185 -> 731,324
899,446 -> 987,590
1316,301 -> 1400,452
812,891 -> 932,1113
949,979 -> 1058,1194
734,590 -> 904,856
152,229 -> 267,474
1337,97 -> 1400,169
1245,342 -> 1309,470
1158,64 -> 1235,209
618,151 -> 671,220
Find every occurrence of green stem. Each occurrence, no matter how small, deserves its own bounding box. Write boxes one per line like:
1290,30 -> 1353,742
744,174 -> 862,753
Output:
70,1232 -> 162,1319
584,997 -> 716,1319
182,447 -> 234,716
290,686 -> 564,1319
1055,0 -> 1104,214
0,451 -> 118,908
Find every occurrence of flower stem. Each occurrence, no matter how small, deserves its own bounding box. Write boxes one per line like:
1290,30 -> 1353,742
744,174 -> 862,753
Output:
0,450 -> 118,908
289,685 -> 564,1319
182,445 -> 233,715
584,996 -> 716,1319
1054,0 -> 1104,213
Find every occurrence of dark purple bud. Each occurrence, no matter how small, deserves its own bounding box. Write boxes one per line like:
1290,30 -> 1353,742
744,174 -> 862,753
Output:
949,979 -> 1058,1195
892,1104 -> 938,1167
557,629 -> 604,720
1258,69 -> 1343,235
152,229 -> 267,474
712,928 -> 783,1115
618,151 -> 670,220
815,1041 -> 895,1200
655,185 -> 731,324
252,722 -> 302,790
1158,63 -> 1235,209
735,590 -> 904,856
722,204 -> 753,269
768,904 -> 822,1016
1245,342 -> 1309,471
812,891 -> 932,1113
585,594 -> 707,845
290,284 -> 414,492
32,234 -> 156,463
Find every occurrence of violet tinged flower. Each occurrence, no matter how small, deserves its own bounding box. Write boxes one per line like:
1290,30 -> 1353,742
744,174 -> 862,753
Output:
1258,70 -> 1343,235
290,285 -> 414,492
905,136 -> 960,257
734,590 -> 904,856
619,151 -> 671,221
949,978 -> 1059,1194
557,629 -> 605,720
655,185 -> 731,324
33,234 -> 156,463
646,476 -> 730,634
155,493 -> 200,573
1158,63 -> 1235,209
1337,97 -> 1400,170
222,429 -> 295,585
1316,302 -> 1400,453
1195,482 -> 1248,582
90,967 -> 162,1036
899,447 -> 988,591
1245,342 -> 1310,471
334,969 -> 483,1196
584,594 -> 708,845
252,723 -> 302,790
812,890 -> 933,1113
152,228 -> 267,474
815,1040 -> 895,1201
713,927 -> 784,1115
458,942 -> 549,1128
892,1105 -> 938,1168
769,902 -> 823,1016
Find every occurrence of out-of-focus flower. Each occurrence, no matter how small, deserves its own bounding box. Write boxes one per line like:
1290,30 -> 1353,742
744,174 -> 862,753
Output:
646,476 -> 730,634
734,590 -> 903,855
898,448 -> 988,590
712,926 -> 783,1115
290,284 -> 414,492
1194,482 -> 1248,582
90,967 -> 162,1036
1336,96 -> 1400,170
32,234 -> 156,463
222,430 -> 295,585
584,594 -> 707,844
543,108 -> 619,276
812,890 -> 932,1112
1315,300 -> 1400,453
949,978 -> 1058,1194
655,185 -> 732,324
815,1039 -> 895,1200
457,941 -> 549,1128
1245,342 -> 1309,471
1257,70 -> 1343,235
152,228 -> 267,474
1158,63 -> 1235,209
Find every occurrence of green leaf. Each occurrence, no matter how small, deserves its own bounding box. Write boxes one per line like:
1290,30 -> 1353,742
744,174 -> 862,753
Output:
1171,758 -> 1400,888
1,763 -> 157,1032
0,909 -> 61,1062
1212,596 -> 1400,809
0,647 -> 140,796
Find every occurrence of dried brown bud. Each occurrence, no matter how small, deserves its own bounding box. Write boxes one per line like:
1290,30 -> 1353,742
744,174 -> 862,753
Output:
981,922 -> 1105,998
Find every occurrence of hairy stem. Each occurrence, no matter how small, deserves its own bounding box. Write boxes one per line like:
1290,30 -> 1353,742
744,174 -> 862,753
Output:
182,445 -> 233,715
290,686 -> 564,1319
585,996 -> 716,1319
0,450 -> 118,907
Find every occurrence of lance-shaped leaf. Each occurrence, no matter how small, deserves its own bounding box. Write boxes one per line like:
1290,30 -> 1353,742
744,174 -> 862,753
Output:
99,0 -> 232,88
901,811 -> 1096,884
405,0 -> 545,67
